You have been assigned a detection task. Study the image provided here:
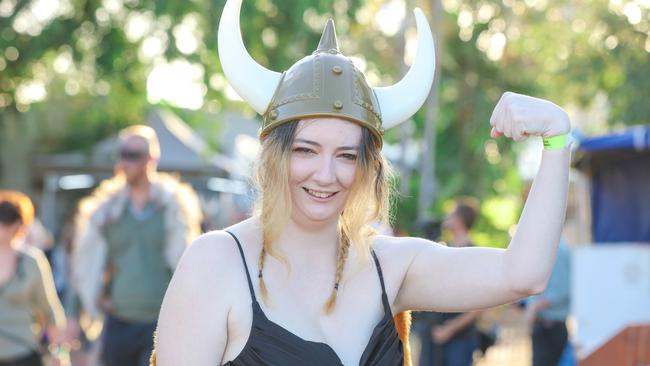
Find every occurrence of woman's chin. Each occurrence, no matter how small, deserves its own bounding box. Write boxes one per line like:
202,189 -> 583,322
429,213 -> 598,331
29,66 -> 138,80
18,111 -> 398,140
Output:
293,206 -> 341,226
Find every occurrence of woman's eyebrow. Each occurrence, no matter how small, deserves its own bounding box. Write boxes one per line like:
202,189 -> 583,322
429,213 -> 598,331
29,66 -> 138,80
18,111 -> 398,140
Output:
293,138 -> 320,146
337,146 -> 360,151
294,138 -> 359,151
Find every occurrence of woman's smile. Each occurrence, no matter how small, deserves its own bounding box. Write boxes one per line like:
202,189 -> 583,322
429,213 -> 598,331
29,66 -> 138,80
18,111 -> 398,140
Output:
303,187 -> 339,200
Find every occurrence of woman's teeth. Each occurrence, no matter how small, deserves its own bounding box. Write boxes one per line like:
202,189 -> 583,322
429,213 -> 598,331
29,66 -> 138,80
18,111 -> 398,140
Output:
305,188 -> 336,198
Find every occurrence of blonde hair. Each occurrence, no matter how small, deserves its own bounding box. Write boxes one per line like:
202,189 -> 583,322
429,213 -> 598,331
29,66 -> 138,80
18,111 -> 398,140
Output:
118,125 -> 161,160
253,121 -> 393,313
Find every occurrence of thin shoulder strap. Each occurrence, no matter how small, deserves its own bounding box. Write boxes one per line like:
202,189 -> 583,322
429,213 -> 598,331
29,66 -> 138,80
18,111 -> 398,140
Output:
225,230 -> 257,303
371,249 -> 392,314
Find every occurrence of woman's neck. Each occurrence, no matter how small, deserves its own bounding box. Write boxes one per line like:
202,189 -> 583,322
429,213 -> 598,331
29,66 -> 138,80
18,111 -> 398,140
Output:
277,216 -> 340,254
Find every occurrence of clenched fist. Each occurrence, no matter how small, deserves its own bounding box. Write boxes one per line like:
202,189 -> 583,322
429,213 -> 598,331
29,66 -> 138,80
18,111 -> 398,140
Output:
490,92 -> 571,141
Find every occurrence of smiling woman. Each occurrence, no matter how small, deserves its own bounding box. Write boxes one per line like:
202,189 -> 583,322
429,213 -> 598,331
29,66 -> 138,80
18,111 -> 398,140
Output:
153,0 -> 430,361
153,0 -> 571,365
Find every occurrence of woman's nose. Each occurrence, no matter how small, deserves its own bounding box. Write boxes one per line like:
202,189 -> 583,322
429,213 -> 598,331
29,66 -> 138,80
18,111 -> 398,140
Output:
312,156 -> 336,185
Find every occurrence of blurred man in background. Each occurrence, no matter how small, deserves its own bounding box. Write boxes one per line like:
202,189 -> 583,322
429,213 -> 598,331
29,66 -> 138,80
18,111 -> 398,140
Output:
66,125 -> 202,366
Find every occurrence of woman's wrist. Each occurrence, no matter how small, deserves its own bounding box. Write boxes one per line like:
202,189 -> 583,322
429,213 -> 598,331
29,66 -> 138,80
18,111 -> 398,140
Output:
542,134 -> 568,150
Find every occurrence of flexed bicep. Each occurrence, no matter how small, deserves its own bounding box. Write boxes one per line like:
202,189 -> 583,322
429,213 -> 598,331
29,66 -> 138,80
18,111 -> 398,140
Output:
393,238 -> 527,313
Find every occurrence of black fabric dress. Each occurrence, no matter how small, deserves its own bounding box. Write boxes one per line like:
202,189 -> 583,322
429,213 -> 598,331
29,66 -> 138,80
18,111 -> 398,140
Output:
223,230 -> 403,366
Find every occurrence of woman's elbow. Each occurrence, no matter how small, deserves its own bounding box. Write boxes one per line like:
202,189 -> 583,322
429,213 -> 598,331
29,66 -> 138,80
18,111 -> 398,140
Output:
526,280 -> 549,296
510,276 -> 549,297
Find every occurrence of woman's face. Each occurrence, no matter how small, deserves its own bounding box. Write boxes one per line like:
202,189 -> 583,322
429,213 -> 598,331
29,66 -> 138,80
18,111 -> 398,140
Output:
288,118 -> 362,225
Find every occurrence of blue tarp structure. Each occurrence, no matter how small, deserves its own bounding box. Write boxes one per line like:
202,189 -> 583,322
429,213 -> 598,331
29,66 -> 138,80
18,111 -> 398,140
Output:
578,125 -> 650,152
574,125 -> 650,243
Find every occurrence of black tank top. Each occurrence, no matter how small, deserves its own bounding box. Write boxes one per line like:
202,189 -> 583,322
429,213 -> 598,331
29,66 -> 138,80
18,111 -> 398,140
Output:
223,231 -> 403,365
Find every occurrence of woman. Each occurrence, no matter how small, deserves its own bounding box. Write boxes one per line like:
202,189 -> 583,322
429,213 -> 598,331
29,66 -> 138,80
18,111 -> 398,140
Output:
155,1 -> 571,365
0,191 -> 66,366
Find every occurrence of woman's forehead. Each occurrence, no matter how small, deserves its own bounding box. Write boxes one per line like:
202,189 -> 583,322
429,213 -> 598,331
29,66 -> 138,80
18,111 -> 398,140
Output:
295,118 -> 362,144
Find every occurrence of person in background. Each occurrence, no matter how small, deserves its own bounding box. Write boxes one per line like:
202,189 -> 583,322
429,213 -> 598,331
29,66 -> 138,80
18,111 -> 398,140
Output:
0,190 -> 66,366
418,199 -> 483,366
525,240 -> 571,366
410,219 -> 441,365
66,125 -> 202,366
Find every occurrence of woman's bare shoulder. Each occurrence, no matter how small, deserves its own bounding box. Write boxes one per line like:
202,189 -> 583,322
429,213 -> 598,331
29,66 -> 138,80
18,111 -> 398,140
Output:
372,234 -> 434,258
156,218 -> 261,364
182,231 -> 239,268
183,216 -> 256,259
370,235 -> 443,281
367,235 -> 432,304
163,231 -> 242,305
222,216 -> 263,247
174,217 -> 261,289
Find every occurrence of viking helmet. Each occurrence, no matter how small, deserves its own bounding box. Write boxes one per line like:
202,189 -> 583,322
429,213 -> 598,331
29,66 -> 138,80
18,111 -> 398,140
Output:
218,0 -> 436,140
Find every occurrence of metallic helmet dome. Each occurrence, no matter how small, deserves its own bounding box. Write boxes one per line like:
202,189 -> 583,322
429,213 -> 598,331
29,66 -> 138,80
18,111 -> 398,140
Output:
262,20 -> 383,139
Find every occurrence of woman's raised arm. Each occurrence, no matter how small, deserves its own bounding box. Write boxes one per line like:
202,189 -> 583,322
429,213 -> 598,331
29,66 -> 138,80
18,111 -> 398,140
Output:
392,92 -> 571,313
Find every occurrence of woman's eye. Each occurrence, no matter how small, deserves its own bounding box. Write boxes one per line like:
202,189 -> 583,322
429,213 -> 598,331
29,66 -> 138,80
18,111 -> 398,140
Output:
340,153 -> 357,161
293,147 -> 313,154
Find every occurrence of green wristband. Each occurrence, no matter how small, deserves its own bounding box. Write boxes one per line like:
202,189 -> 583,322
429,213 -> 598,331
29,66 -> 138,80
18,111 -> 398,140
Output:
542,134 -> 567,150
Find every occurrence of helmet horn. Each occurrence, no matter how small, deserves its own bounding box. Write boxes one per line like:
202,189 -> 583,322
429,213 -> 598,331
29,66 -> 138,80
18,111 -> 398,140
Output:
373,8 -> 436,130
218,0 -> 283,114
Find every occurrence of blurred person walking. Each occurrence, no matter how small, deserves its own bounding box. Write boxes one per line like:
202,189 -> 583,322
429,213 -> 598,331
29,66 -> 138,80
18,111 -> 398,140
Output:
66,125 -> 201,366
525,240 -> 572,366
0,191 -> 66,366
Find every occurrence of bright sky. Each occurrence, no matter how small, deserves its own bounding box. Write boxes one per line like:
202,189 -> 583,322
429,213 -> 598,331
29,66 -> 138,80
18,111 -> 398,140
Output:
147,60 -> 206,110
